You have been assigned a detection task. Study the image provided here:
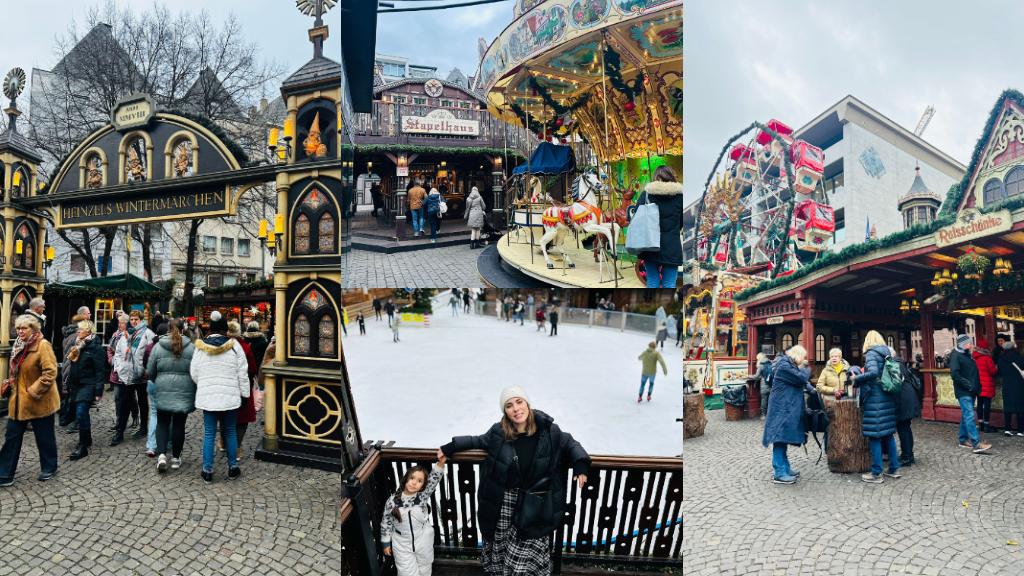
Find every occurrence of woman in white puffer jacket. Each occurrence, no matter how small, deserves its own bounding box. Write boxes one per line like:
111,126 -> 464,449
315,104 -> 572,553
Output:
190,311 -> 249,484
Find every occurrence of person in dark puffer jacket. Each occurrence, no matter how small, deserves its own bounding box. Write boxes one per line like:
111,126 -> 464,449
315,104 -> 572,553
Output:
66,320 -> 106,461
438,387 -> 590,576
634,165 -> 685,288
761,346 -> 811,484
852,331 -> 899,484
950,334 -> 991,453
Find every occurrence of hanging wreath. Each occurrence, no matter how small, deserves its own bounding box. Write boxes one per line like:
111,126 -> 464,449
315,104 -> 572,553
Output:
956,248 -> 990,279
602,46 -> 645,105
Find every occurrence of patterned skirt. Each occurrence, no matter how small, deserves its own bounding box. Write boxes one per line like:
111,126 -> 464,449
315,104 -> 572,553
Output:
482,489 -> 551,576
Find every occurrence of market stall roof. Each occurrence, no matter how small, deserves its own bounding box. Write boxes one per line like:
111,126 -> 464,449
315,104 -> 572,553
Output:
478,0 -> 683,162
512,141 -> 576,175
52,274 -> 164,293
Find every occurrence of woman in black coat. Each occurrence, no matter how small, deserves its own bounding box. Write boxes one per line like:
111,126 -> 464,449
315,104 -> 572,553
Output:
762,345 -> 811,484
999,342 -> 1024,436
893,353 -> 922,466
852,331 -> 899,483
66,320 -> 107,461
438,386 -> 590,576
635,165 -> 685,289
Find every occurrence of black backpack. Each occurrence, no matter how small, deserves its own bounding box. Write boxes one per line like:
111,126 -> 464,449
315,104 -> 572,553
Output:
804,389 -> 830,464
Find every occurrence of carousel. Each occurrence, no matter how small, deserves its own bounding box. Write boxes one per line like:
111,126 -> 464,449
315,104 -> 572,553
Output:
478,0 -> 684,287
682,117 -> 836,406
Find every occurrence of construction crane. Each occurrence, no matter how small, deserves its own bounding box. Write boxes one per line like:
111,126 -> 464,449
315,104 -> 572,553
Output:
914,105 -> 936,137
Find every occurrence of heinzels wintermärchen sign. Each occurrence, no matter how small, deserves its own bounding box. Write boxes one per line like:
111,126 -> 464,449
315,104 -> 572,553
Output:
934,208 -> 1012,248
401,109 -> 480,136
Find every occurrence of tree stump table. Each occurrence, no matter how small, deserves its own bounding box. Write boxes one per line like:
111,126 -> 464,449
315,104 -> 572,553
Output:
683,393 -> 708,439
822,396 -> 871,473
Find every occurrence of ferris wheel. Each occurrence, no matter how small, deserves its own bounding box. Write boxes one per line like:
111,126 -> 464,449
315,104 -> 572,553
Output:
697,119 -> 833,278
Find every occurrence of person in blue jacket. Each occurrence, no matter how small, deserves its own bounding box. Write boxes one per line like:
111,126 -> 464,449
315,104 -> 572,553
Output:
423,188 -> 443,242
851,330 -> 900,484
762,345 -> 812,484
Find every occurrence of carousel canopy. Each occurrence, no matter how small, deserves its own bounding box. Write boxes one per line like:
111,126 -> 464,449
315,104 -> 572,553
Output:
52,274 -> 164,293
478,0 -> 684,163
513,141 -> 576,174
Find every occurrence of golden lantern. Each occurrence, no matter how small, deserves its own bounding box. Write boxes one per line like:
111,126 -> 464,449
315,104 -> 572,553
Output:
258,219 -> 268,239
15,239 -> 22,255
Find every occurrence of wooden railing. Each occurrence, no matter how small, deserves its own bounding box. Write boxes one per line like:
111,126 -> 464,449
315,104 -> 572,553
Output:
341,442 -> 684,575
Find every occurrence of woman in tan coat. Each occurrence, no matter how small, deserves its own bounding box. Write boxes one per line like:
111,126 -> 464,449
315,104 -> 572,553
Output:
0,314 -> 60,486
817,348 -> 851,399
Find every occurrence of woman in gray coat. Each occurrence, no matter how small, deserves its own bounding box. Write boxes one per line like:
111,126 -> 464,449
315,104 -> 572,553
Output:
465,187 -> 487,249
146,319 -> 196,472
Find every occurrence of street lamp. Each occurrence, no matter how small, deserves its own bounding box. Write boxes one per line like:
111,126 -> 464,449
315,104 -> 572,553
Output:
268,121 -> 294,165
258,215 -> 285,256
42,246 -> 54,271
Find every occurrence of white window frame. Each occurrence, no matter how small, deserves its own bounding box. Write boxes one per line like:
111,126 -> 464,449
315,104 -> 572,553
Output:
238,239 -> 250,257
202,236 -> 216,254
220,237 -> 234,256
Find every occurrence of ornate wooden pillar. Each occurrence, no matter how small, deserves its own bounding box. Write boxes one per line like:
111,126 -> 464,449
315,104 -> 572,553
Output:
276,177 -> 289,265
921,305 -> 936,420
983,307 -> 997,344
747,322 -> 761,417
2,207 -> 13,275
799,289 -> 816,363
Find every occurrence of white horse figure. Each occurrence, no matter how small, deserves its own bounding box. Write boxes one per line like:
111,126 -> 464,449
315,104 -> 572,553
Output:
536,171 -> 619,269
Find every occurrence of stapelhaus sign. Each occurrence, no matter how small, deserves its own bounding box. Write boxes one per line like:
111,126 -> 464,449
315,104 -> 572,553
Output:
401,109 -> 480,136
933,208 -> 1013,248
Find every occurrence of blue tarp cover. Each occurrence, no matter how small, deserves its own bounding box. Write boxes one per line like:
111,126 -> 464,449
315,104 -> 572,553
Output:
512,142 -> 576,175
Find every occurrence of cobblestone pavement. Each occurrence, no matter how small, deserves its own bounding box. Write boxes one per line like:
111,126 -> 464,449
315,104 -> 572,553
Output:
0,396 -> 340,576
345,247 -> 486,288
684,410 -> 1024,576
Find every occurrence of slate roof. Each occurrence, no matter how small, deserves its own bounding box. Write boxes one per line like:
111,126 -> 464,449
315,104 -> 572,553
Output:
898,167 -> 942,208
282,55 -> 342,91
446,67 -> 468,89
0,126 -> 43,164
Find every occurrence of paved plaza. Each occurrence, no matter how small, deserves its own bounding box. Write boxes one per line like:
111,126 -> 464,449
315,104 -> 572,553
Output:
683,410 -> 1024,575
0,399 -> 341,576
345,246 -> 487,288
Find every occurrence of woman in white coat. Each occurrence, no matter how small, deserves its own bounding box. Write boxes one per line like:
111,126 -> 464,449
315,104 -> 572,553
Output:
464,187 -> 486,249
382,455 -> 447,576
190,311 -> 249,484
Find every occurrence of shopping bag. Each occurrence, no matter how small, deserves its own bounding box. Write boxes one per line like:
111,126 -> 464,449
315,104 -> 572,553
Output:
624,192 -> 660,255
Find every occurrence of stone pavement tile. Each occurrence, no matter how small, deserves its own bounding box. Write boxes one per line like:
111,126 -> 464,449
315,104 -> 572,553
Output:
346,246 -> 487,288
0,399 -> 340,575
684,411 -> 1024,574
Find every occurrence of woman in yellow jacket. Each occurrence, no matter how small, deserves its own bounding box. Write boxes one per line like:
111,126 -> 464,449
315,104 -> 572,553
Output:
817,348 -> 851,399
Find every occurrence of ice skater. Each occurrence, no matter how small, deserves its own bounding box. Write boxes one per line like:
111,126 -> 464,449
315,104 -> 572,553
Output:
373,298 -> 382,321
357,312 -> 366,335
549,305 -> 559,336
392,316 -> 401,343
463,290 -> 471,314
655,322 -> 667,349
385,298 -> 396,327
450,292 -> 459,317
536,305 -> 545,332
381,456 -> 447,576
638,342 -> 667,403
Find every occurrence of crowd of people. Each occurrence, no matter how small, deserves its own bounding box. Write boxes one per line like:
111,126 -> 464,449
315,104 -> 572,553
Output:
0,303 -> 272,486
494,294 -> 561,337
759,329 -> 1024,485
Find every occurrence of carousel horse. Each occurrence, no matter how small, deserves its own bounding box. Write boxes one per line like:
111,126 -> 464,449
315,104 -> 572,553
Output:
536,171 -> 619,269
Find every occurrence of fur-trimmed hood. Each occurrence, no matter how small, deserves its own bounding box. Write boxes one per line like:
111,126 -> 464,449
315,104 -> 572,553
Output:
242,330 -> 265,340
194,338 -> 236,355
644,181 -> 684,196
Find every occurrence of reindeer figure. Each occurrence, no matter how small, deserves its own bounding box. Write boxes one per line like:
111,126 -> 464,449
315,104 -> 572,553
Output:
536,171 -> 619,269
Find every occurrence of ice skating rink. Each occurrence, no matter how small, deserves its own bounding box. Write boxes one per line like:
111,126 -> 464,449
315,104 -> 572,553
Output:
344,294 -> 686,457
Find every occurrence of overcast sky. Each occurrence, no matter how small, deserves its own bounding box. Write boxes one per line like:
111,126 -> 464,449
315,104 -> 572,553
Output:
374,0 -> 513,79
685,0 -> 1024,203
3,0 -> 339,102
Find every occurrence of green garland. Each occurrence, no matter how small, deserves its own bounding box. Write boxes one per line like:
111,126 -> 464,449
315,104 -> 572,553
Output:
937,270 -> 1024,301
201,279 -> 274,295
603,46 -> 645,103
528,78 -> 590,119
44,284 -> 171,301
355,144 -> 525,160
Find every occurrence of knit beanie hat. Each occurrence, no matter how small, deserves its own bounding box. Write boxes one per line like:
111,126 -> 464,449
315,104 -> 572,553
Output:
978,338 -> 989,349
499,386 -> 531,412
209,311 -> 229,334
1005,341 -> 1016,350
956,334 -> 972,349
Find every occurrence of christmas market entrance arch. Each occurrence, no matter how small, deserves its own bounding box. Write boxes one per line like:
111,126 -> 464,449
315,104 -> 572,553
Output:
7,79 -> 350,470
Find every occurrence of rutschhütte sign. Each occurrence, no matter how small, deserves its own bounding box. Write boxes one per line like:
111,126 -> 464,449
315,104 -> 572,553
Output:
401,109 -> 479,136
934,208 -> 1012,247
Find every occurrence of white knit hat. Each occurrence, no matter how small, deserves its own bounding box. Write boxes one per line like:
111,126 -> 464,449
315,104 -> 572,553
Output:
499,386 -> 531,412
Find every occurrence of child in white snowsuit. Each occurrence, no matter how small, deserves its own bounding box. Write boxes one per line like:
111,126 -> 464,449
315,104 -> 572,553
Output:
381,458 -> 446,576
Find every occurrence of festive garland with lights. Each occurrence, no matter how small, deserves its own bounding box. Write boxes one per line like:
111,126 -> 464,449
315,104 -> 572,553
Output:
44,284 -> 172,301
936,270 -> 1024,302
201,279 -> 274,295
603,46 -> 645,106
